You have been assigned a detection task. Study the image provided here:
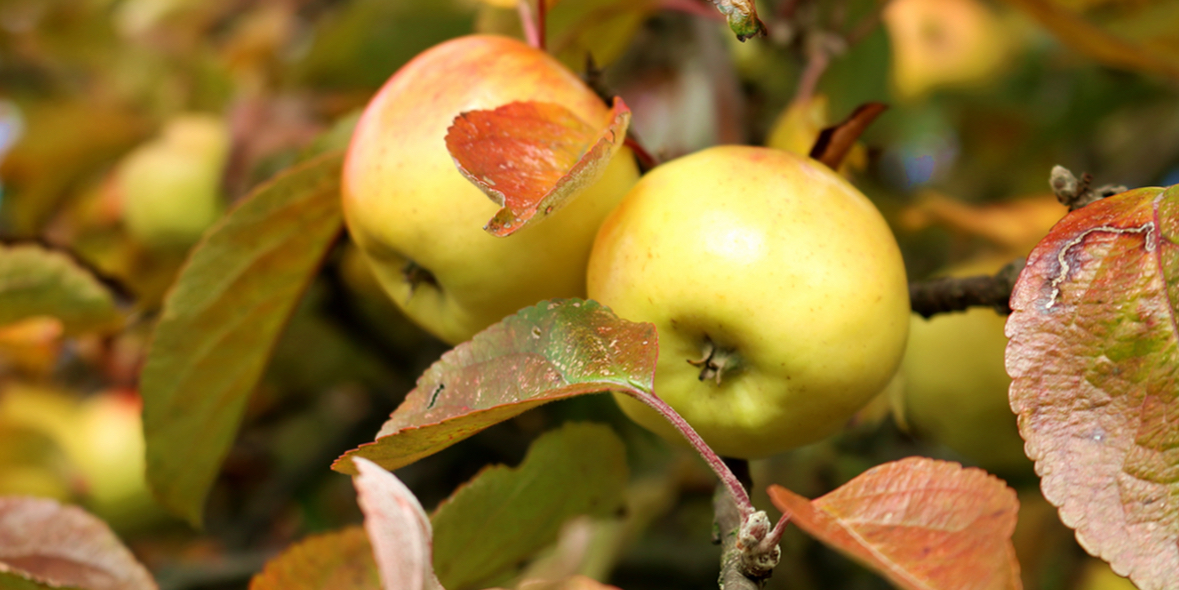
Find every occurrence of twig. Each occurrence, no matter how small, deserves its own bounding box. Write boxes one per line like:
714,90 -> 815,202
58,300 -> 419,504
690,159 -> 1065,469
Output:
714,485 -> 778,589
1050,165 -> 1125,211
909,258 -> 1026,319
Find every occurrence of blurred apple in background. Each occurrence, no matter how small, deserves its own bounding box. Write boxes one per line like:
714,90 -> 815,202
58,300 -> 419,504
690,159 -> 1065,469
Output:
117,113 -> 230,250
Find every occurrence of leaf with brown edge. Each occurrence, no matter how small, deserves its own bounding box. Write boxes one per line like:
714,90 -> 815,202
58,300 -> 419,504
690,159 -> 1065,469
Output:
332,299 -> 656,474
352,458 -> 443,590
809,102 -> 888,172
0,496 -> 157,590
142,151 -> 344,527
1006,185 -> 1179,590
249,527 -> 380,590
767,458 -> 1021,590
445,98 -> 631,237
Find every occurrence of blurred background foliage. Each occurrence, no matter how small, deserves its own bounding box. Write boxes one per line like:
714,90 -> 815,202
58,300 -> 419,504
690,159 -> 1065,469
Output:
0,0 -> 1176,589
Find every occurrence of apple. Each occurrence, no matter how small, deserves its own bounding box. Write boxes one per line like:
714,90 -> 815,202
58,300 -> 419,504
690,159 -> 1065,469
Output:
895,255 -> 1032,476
342,35 -> 640,345
118,113 -> 229,249
587,146 -> 910,459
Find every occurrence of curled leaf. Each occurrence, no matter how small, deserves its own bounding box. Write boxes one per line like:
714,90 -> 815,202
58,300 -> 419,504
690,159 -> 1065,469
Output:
332,299 -> 656,474
0,496 -> 157,590
1006,185 -> 1179,590
352,458 -> 442,590
768,457 -> 1021,590
446,98 -> 631,237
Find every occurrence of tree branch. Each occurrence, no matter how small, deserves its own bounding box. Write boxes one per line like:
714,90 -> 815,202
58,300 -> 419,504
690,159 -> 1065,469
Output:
909,258 -> 1026,319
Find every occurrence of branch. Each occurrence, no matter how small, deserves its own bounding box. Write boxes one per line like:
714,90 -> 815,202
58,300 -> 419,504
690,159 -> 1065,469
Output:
909,258 -> 1026,319
714,485 -> 779,589
1050,165 -> 1126,211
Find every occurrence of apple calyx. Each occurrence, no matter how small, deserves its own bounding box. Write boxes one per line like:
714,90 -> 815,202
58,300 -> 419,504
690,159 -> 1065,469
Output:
401,260 -> 438,298
687,337 -> 740,384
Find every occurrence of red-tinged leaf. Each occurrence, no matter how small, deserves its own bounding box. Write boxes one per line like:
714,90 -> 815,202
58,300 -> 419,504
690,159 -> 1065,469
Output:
445,98 -> 631,237
1006,185 -> 1179,590
0,496 -> 157,590
515,576 -> 622,590
809,102 -> 888,173
332,299 -> 657,474
142,151 -> 344,527
352,458 -> 443,590
767,458 -> 1021,590
249,527 -> 380,590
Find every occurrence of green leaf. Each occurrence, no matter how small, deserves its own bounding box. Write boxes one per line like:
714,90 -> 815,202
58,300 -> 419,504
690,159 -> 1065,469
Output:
142,151 -> 345,527
332,299 -> 657,474
432,423 -> 628,590
0,244 -> 121,334
249,527 -> 380,590
0,570 -> 82,590
1007,185 -> 1179,590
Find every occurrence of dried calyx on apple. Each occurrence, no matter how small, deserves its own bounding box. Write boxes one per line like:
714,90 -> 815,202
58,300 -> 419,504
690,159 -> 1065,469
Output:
588,146 -> 911,459
341,35 -> 640,345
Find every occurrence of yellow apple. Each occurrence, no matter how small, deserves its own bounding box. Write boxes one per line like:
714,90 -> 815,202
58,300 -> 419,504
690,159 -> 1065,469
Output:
343,34 -> 640,345
896,256 -> 1032,476
118,113 -> 229,248
587,146 -> 910,459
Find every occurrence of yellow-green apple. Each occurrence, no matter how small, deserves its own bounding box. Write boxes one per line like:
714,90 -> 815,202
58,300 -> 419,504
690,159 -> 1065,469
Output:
118,113 -> 229,248
587,146 -> 910,459
895,256 -> 1031,476
342,35 -> 640,345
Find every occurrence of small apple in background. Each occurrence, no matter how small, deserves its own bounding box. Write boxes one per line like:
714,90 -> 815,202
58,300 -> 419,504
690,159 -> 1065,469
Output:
587,146 -> 910,459
117,113 -> 229,249
764,95 -> 866,177
343,34 -> 640,345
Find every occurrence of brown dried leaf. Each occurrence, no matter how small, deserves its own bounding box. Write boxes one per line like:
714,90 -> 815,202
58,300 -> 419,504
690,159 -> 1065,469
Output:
809,103 -> 888,172
768,457 -> 1021,590
445,98 -> 630,237
1006,185 -> 1179,590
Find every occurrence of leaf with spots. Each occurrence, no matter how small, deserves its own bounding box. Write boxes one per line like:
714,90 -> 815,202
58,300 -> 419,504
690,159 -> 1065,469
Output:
0,496 -> 157,590
445,98 -> 630,237
1006,185 -> 1179,590
249,527 -> 380,590
767,458 -> 1021,590
352,458 -> 443,590
431,423 -> 627,590
142,151 -> 344,527
332,299 -> 656,474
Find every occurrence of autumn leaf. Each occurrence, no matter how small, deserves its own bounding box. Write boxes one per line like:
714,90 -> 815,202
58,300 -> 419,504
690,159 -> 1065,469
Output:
0,244 -> 122,335
809,102 -> 888,173
249,527 -> 380,590
445,98 -> 631,237
767,457 -> 1021,590
432,423 -> 628,590
141,151 -> 344,527
1002,0 -> 1179,81
332,299 -> 657,474
0,496 -> 157,590
1006,185 -> 1179,590
352,458 -> 443,590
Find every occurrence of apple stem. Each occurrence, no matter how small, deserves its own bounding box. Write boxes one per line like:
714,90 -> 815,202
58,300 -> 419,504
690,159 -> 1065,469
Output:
629,389 -> 755,516
537,0 -> 547,52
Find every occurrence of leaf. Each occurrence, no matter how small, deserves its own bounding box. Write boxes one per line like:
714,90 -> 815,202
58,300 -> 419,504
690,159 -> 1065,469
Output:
1006,185 -> 1179,590
141,151 -> 344,527
0,496 -> 157,590
767,457 -> 1021,590
1002,0 -> 1179,81
809,102 -> 888,173
432,423 -> 628,590
515,576 -> 622,590
352,458 -> 443,590
445,98 -> 631,237
706,0 -> 766,41
332,299 -> 657,474
0,570 -> 82,590
249,527 -> 380,590
0,244 -> 122,335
